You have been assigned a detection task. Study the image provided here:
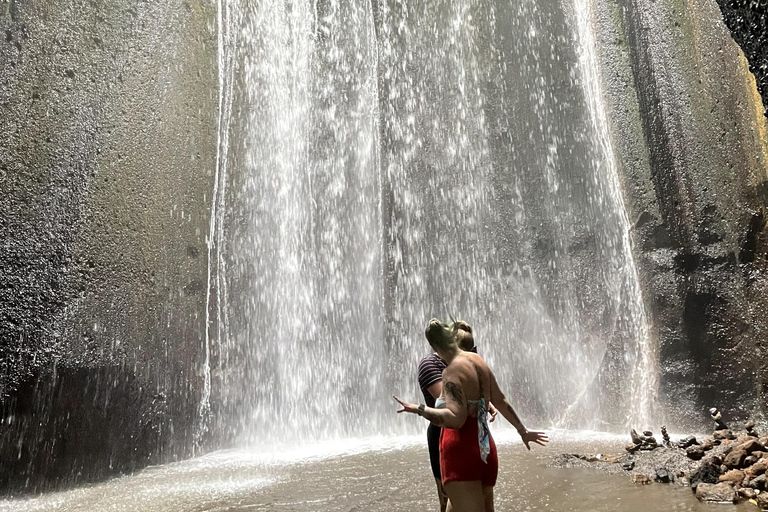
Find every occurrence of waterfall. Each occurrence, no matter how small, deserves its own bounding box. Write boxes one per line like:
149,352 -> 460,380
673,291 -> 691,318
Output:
571,0 -> 657,427
208,0 -> 658,446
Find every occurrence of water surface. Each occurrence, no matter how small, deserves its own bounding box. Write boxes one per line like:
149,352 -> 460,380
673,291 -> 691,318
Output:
0,432 -> 749,512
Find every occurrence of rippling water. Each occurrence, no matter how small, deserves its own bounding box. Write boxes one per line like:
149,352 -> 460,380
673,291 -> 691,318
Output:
0,432 -> 748,512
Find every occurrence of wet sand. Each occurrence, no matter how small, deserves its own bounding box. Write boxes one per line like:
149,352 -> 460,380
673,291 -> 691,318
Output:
0,433 -> 753,512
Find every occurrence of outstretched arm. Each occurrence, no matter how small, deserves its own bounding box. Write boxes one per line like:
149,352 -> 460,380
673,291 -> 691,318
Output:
394,373 -> 468,429
489,372 -> 548,450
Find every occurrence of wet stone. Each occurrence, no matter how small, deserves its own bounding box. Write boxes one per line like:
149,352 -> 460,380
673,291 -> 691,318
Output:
632,473 -> 652,485
718,469 -> 745,484
714,430 -> 736,441
695,482 -> 737,503
679,435 -> 699,449
686,445 -> 705,460
757,492 -> 768,510
655,467 -> 673,483
746,458 -> 768,478
739,439 -> 763,454
738,487 -> 757,501
690,461 -> 723,490
723,449 -> 747,469
749,474 -> 767,490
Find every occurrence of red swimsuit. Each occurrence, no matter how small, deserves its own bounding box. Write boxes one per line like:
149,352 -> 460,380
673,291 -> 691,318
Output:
439,416 -> 498,486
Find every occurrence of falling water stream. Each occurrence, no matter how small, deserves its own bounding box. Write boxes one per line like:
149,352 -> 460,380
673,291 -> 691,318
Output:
208,0 -> 658,446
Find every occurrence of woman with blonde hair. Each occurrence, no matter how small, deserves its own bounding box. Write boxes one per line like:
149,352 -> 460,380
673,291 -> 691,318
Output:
395,318 -> 547,512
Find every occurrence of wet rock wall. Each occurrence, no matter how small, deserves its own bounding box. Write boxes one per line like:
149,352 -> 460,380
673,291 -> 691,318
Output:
715,0 -> 768,117
0,0 -> 217,494
593,0 -> 768,430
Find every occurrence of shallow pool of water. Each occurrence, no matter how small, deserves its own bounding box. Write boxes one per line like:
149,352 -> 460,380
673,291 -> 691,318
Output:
0,432 -> 753,511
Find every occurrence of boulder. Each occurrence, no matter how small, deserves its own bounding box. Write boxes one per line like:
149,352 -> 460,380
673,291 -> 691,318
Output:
695,482 -> 737,503
718,469 -> 746,484
750,474 -> 767,490
655,467 -> 673,483
757,492 -> 768,510
622,460 -> 635,471
736,435 -> 757,445
701,438 -> 715,451
739,487 -> 757,500
690,461 -> 723,490
714,430 -> 736,441
631,473 -> 651,485
745,455 -> 760,467
758,436 -> 768,447
706,454 -> 725,466
678,435 -> 699,448
724,449 -> 747,469
746,459 -> 768,478
686,445 -> 705,460
739,439 -> 763,454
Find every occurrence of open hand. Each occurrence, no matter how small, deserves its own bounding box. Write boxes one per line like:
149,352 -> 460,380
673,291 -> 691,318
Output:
393,395 -> 420,415
520,430 -> 548,450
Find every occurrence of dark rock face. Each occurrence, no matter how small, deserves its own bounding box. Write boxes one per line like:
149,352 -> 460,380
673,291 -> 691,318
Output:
0,0 -> 217,494
691,461 -> 724,490
594,0 -> 768,430
714,0 -> 768,117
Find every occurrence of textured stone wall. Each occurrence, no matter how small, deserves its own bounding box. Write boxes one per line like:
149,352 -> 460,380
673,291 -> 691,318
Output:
594,0 -> 768,430
715,0 -> 768,117
0,0 -> 217,493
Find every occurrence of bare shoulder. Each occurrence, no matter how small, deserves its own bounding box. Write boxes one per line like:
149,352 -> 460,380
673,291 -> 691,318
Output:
462,351 -> 489,370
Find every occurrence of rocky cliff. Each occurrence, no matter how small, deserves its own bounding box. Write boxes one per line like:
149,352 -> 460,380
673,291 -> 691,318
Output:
0,0 -> 217,493
594,0 -> 768,430
715,0 -> 767,117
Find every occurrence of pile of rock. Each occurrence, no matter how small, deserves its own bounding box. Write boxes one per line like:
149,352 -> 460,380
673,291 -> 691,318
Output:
551,410 -> 768,509
626,414 -> 768,508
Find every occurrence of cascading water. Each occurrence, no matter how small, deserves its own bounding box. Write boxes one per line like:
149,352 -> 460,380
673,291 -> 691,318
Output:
208,0 -> 659,447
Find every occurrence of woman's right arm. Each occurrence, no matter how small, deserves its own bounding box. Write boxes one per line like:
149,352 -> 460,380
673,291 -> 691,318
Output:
394,367 -> 468,429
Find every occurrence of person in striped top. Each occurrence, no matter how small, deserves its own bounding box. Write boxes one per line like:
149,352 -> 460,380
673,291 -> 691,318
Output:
417,321 -> 495,512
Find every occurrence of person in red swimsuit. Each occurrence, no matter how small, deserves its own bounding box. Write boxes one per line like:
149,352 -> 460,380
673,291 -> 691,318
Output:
395,318 -> 548,512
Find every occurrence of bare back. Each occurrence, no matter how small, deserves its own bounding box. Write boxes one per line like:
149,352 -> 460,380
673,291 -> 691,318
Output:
441,351 -> 492,423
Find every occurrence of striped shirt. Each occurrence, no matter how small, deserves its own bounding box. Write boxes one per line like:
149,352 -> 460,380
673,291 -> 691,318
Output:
417,347 -> 479,408
418,353 -> 447,408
